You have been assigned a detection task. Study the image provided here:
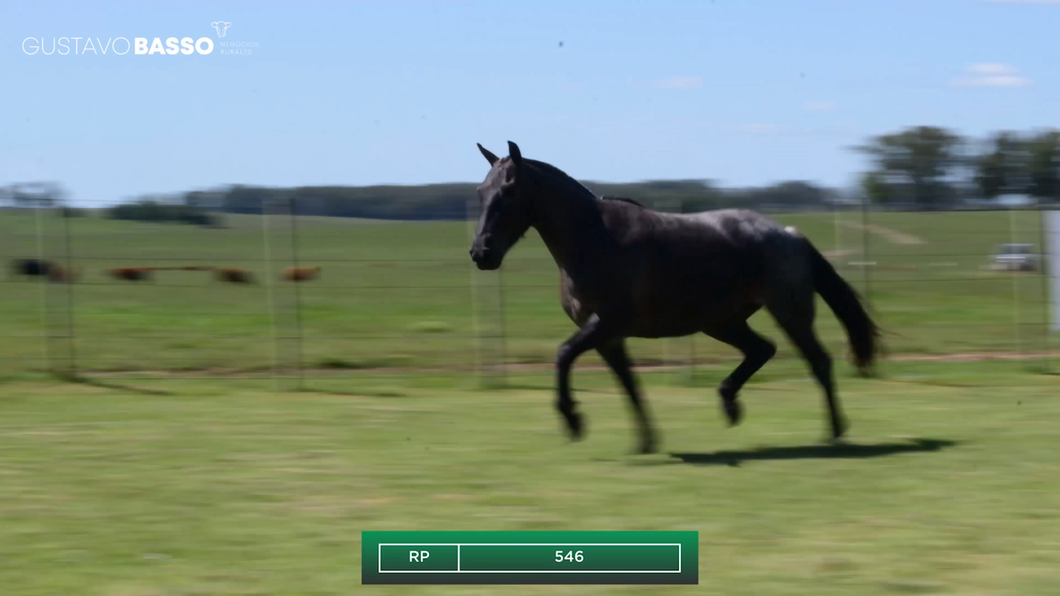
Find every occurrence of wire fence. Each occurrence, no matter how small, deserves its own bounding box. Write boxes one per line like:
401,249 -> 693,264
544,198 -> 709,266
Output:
2,187 -> 1057,387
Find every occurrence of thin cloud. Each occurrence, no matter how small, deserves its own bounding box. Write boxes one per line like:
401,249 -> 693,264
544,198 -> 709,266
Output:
644,76 -> 703,89
950,63 -> 1032,88
724,123 -> 861,137
730,123 -> 778,134
805,101 -> 837,111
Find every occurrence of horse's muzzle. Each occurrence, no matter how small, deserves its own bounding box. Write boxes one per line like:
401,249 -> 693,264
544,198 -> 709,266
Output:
469,246 -> 501,271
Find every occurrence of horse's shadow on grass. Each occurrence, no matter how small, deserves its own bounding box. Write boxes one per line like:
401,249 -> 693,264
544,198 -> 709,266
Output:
67,375 -> 173,396
664,438 -> 957,468
301,387 -> 408,398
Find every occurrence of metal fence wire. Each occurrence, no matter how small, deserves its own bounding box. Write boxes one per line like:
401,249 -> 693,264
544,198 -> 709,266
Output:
1,191 -> 1056,386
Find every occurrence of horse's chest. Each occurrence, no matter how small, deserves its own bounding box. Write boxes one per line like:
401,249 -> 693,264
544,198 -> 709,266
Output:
558,272 -> 602,327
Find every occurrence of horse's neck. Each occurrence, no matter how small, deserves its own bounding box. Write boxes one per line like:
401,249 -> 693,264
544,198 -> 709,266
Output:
532,192 -> 611,273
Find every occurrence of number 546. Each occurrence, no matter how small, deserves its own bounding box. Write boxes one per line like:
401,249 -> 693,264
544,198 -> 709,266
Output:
555,550 -> 584,562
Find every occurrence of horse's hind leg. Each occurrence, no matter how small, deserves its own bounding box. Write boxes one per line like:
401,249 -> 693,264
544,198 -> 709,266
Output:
767,294 -> 848,440
706,320 -> 776,427
597,340 -> 656,454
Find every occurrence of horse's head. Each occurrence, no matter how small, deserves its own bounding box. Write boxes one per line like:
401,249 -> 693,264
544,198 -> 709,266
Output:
470,141 -> 533,271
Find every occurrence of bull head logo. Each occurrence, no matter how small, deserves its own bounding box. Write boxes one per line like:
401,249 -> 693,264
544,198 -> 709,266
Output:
211,21 -> 232,38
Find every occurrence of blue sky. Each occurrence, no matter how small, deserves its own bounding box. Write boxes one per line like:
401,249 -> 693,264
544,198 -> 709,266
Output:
2,0 -> 1057,205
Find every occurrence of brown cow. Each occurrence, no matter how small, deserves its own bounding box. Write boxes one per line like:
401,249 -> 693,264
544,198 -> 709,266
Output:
148,265 -> 207,272
214,267 -> 254,284
282,265 -> 321,282
48,265 -> 80,283
110,267 -> 154,281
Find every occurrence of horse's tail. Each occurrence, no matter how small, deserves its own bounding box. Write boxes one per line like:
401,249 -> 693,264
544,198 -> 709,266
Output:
806,240 -> 880,374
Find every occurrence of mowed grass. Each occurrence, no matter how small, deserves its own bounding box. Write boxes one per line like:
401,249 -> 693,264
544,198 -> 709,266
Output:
0,208 -> 1052,377
1,361 -> 1059,595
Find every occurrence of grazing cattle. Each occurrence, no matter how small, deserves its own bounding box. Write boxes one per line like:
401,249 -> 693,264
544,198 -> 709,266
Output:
148,265 -> 209,272
11,258 -> 53,279
283,265 -> 321,282
214,267 -> 254,284
48,265 -> 80,283
110,267 -> 154,282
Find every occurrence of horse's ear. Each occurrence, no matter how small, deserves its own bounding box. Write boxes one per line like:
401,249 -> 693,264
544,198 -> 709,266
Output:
477,143 -> 499,166
507,141 -> 522,166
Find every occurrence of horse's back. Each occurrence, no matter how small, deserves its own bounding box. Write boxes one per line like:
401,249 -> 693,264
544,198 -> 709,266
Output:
592,204 -> 792,335
676,208 -> 787,244
672,210 -> 817,308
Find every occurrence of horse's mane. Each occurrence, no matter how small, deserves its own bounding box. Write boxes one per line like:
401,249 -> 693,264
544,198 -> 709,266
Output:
525,159 -> 598,201
524,159 -> 646,209
600,195 -> 646,208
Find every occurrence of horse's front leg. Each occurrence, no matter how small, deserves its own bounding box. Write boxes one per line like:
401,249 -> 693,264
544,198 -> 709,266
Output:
555,313 -> 620,442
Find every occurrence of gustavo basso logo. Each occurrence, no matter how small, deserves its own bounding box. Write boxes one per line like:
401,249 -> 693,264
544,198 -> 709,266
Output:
22,36 -> 214,56
22,21 -> 258,57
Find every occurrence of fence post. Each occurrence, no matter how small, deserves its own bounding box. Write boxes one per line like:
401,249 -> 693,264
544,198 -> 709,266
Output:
834,201 -> 842,257
60,201 -> 77,378
1010,207 -> 1024,363
860,197 -> 872,307
688,332 -> 697,386
287,196 -> 305,391
1038,204 -> 1051,374
465,196 -> 485,386
685,198 -> 696,386
27,184 -> 75,378
661,197 -> 680,383
31,190 -> 52,374
261,200 -> 282,390
497,262 -> 508,387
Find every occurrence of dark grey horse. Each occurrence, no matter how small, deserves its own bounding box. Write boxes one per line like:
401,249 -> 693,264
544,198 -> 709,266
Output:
469,141 -> 879,454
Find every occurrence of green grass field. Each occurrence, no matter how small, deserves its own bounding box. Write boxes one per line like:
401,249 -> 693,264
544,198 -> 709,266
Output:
2,208 -> 1059,594
0,208 -> 1053,379
1,361 -> 1059,595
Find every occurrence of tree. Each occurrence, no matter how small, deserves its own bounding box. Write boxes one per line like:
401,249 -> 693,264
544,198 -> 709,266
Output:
975,136 -> 1007,200
860,171 -> 890,204
975,131 -> 1031,200
856,126 -> 964,207
107,199 -> 217,226
1026,130 -> 1060,202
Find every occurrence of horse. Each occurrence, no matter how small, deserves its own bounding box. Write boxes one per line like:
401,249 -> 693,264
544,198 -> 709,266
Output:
468,141 -> 880,454
110,267 -> 154,282
283,265 -> 321,282
11,258 -> 53,279
214,267 -> 254,284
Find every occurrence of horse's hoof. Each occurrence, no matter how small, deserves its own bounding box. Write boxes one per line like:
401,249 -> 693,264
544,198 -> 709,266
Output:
721,398 -> 743,427
831,418 -> 849,441
562,411 -> 585,441
635,435 -> 658,455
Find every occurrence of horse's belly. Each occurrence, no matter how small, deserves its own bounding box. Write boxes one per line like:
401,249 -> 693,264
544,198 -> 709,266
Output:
629,281 -> 758,338
557,257 -> 763,337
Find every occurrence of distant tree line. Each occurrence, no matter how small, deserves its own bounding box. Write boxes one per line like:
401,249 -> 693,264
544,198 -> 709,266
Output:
169,126 -> 1060,219
167,178 -> 844,222
10,125 -> 1057,222
859,126 -> 1060,207
106,200 -> 219,226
